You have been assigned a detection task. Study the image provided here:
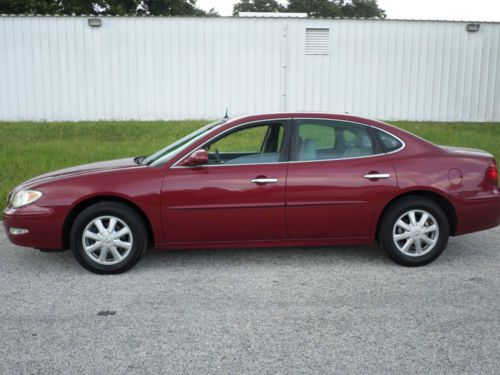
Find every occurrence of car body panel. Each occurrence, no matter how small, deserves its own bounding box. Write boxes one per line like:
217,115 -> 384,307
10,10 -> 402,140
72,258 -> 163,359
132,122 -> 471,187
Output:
161,163 -> 288,242
4,165 -> 165,249
285,154 -> 398,239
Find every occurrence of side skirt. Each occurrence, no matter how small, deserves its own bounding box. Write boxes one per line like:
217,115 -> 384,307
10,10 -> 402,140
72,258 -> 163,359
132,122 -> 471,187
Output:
154,237 -> 374,250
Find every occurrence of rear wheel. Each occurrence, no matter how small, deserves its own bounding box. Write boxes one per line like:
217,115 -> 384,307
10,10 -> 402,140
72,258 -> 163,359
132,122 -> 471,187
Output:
378,197 -> 449,266
70,202 -> 147,274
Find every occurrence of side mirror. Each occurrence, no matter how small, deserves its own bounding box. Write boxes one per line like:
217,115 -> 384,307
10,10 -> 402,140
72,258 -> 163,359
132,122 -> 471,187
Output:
179,149 -> 208,166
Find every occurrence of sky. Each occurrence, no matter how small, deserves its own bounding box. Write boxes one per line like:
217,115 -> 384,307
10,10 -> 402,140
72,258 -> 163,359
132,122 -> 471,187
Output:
197,0 -> 500,21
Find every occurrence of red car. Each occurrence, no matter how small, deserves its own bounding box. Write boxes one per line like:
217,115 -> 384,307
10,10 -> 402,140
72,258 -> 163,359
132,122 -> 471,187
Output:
3,113 -> 500,273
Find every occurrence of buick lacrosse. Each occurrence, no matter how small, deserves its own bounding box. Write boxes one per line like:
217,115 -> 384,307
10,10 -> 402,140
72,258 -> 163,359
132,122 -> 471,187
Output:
3,113 -> 500,273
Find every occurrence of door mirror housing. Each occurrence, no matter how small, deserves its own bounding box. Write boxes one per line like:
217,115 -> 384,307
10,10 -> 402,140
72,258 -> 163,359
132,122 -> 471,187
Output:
179,149 -> 208,166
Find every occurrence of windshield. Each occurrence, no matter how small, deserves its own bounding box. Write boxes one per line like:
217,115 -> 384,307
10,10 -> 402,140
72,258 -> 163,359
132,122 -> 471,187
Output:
143,119 -> 226,167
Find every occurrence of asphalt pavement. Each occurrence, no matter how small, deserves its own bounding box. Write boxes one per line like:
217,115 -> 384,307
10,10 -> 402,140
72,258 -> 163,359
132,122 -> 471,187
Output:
0,227 -> 499,374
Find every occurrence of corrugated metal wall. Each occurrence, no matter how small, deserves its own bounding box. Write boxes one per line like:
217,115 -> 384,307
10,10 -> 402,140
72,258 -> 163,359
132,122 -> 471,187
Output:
0,16 -> 499,121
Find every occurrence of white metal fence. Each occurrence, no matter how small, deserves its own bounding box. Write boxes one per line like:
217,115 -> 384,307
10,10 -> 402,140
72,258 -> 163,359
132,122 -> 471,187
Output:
1,16 -> 499,121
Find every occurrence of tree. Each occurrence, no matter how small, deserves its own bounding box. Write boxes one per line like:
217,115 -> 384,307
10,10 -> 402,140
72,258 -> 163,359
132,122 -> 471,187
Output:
0,0 -> 60,14
139,0 -> 208,16
0,0 -> 212,16
287,0 -> 342,18
244,0 -> 386,19
233,0 -> 285,16
340,0 -> 386,19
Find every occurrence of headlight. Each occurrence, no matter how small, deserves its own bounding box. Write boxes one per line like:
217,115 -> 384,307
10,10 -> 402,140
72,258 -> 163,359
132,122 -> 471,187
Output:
11,190 -> 43,209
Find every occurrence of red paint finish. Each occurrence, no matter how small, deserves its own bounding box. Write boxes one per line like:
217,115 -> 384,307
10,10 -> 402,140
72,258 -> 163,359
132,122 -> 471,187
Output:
3,113 -> 500,254
4,158 -> 165,249
161,164 -> 288,242
286,155 -> 397,239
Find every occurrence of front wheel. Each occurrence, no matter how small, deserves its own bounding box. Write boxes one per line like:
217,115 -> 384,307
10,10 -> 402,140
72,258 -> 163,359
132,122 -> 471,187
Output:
378,197 -> 449,266
70,202 -> 147,274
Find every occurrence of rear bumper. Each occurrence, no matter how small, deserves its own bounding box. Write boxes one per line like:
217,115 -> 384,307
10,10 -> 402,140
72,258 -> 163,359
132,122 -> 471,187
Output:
3,205 -> 65,250
455,192 -> 500,235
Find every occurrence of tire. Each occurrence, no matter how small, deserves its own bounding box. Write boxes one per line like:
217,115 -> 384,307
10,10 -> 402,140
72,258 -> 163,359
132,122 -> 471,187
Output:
70,201 -> 147,274
378,196 -> 449,266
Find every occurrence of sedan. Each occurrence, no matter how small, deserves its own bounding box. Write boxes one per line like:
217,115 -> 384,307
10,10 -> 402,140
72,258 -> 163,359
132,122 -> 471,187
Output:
3,113 -> 500,273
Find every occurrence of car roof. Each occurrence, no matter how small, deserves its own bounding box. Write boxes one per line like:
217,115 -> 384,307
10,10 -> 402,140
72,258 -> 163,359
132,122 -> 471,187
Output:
227,112 -> 373,125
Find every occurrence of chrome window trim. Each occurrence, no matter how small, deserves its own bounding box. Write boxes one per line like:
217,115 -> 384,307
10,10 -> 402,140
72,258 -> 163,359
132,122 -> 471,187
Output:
295,118 -> 407,157
371,126 -> 407,155
171,117 -> 406,168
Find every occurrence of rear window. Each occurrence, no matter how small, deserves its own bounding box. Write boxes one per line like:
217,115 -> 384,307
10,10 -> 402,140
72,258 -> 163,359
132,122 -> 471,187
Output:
375,129 -> 403,153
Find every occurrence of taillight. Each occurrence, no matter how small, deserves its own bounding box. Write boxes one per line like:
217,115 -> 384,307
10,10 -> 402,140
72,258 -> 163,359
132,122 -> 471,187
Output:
486,162 -> 498,185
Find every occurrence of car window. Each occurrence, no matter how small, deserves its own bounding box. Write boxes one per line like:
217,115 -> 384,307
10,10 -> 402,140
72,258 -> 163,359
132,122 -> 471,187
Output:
294,120 -> 375,161
374,128 -> 404,152
204,123 -> 285,165
211,126 -> 268,153
146,119 -> 226,166
299,124 -> 336,150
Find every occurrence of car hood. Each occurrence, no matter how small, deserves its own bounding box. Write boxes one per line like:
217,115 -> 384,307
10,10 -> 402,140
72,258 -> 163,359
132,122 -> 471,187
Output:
17,158 -> 140,190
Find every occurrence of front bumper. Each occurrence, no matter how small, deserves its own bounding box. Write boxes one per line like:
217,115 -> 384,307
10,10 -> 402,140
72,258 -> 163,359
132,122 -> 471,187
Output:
3,205 -> 65,250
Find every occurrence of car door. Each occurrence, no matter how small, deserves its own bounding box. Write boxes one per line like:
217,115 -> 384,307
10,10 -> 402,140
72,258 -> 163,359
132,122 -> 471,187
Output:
286,118 -> 398,239
161,120 -> 291,243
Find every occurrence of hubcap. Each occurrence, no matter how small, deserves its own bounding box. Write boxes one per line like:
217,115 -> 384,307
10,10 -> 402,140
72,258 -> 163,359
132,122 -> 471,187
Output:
392,209 -> 439,257
82,216 -> 133,265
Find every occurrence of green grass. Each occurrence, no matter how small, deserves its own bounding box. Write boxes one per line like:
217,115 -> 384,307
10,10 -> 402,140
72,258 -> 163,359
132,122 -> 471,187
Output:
1,121 -> 499,208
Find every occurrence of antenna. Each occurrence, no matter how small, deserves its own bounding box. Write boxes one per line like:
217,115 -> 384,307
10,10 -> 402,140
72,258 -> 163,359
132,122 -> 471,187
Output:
224,108 -> 229,119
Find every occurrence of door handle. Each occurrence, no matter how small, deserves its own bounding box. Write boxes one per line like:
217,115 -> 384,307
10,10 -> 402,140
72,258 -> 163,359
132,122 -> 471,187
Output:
250,178 -> 278,184
364,173 -> 390,180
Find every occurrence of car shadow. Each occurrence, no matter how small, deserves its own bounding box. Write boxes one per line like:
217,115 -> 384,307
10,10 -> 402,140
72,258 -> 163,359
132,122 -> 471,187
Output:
138,244 -> 393,271
4,234 -> 482,275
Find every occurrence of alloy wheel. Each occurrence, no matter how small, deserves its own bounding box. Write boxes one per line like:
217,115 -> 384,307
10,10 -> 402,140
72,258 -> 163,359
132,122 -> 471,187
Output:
392,209 -> 439,257
82,216 -> 134,265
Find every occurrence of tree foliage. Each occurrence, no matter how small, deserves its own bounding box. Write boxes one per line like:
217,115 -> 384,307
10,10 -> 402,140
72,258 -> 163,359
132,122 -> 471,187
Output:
0,0 -> 212,16
287,0 -> 341,18
234,0 -> 386,18
339,0 -> 386,19
0,0 -> 385,18
138,0 -> 206,16
233,0 -> 285,16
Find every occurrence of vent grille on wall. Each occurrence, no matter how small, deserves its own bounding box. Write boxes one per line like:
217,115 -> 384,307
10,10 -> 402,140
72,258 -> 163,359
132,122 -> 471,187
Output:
305,28 -> 330,55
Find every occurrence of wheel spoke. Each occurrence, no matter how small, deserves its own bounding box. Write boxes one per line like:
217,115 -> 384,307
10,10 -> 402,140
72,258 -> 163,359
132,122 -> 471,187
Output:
409,211 -> 417,226
109,246 -> 123,261
394,232 -> 412,241
95,219 -> 107,236
401,238 -> 414,252
414,239 -> 423,254
108,218 -> 117,233
423,225 -> 437,234
113,227 -> 130,239
98,247 -> 109,262
421,235 -> 436,246
84,241 -> 102,253
113,239 -> 131,250
396,220 -> 411,231
418,213 -> 429,227
84,231 -> 101,241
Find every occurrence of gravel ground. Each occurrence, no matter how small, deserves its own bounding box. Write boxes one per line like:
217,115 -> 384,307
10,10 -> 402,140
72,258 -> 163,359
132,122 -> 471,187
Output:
0,227 -> 499,375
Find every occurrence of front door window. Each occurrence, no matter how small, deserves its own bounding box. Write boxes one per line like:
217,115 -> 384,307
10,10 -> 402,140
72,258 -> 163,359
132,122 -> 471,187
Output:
204,123 -> 285,165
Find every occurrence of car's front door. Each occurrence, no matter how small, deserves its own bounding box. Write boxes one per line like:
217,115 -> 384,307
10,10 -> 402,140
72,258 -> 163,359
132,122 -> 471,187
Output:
161,120 -> 290,243
286,118 -> 398,239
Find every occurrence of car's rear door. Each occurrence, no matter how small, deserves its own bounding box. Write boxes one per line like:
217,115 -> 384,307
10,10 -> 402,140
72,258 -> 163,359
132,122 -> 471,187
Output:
161,120 -> 291,243
285,118 -> 398,239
